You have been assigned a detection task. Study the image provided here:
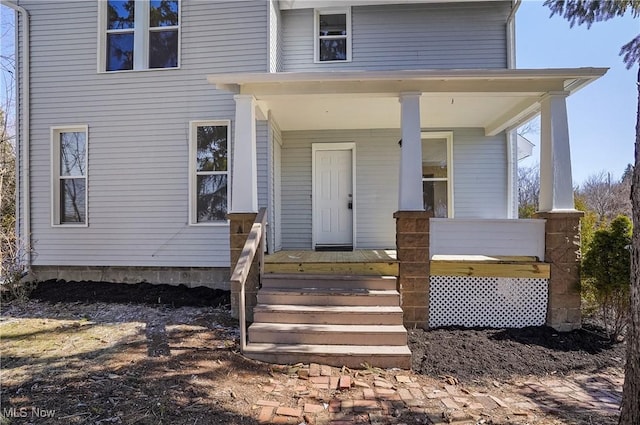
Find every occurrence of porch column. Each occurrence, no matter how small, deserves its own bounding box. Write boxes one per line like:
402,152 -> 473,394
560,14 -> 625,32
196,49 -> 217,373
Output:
396,93 -> 429,328
538,91 -> 574,212
535,91 -> 582,331
229,94 -> 259,321
398,92 -> 424,211
231,94 -> 258,213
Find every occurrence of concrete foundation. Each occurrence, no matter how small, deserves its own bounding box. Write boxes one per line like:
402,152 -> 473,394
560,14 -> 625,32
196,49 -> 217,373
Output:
29,265 -> 230,290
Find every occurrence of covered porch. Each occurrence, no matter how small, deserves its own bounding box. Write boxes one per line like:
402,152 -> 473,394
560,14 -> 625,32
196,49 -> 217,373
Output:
213,67 -> 606,332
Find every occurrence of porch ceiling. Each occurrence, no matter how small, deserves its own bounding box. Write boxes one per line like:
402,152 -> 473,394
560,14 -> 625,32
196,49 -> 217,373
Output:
207,68 -> 607,135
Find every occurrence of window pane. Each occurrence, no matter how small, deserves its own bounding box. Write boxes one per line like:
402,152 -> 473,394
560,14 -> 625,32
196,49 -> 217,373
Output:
319,38 -> 347,61
422,138 -> 447,178
61,178 -> 86,224
319,14 -> 346,36
107,0 -> 134,30
423,180 -> 448,218
196,126 -> 228,172
60,131 -> 86,177
197,175 -> 228,222
107,32 -> 134,71
149,30 -> 178,68
150,0 -> 179,27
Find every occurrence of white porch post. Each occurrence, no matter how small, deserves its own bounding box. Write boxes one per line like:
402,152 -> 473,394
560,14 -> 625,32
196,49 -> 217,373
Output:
231,94 -> 258,213
398,92 -> 424,211
538,91 -> 575,212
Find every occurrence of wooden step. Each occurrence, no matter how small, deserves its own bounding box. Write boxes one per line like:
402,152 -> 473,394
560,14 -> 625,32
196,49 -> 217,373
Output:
261,274 -> 397,290
248,323 -> 407,345
253,304 -> 404,325
257,288 -> 400,306
264,262 -> 398,276
243,343 -> 412,369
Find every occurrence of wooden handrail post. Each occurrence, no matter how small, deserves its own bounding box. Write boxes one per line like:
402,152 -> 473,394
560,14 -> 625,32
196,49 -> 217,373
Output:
230,208 -> 267,354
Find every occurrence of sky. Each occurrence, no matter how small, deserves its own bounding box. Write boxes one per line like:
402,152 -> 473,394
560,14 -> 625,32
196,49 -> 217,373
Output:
515,0 -> 639,185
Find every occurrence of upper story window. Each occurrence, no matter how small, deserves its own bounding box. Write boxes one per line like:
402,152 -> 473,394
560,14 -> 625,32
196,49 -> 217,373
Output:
189,121 -> 230,225
314,8 -> 351,63
101,0 -> 180,72
52,126 -> 88,226
422,132 -> 453,218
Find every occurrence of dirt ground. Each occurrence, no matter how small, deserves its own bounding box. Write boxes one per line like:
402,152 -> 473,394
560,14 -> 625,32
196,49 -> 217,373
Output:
0,280 -> 627,425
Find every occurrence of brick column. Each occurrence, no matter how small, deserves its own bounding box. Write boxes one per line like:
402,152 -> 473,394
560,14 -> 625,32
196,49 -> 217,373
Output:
534,211 -> 584,331
394,211 -> 431,329
228,212 -> 259,321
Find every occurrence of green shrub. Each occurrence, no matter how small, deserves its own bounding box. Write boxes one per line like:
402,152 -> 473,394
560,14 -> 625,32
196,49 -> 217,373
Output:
582,215 -> 632,340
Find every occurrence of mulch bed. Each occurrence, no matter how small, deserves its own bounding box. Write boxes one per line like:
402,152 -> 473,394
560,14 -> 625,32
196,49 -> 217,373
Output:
29,280 -> 625,383
409,325 -> 625,383
30,280 -> 230,307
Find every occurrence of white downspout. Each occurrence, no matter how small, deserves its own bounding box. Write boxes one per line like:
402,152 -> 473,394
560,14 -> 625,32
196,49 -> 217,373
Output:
506,0 -> 520,69
2,0 -> 30,271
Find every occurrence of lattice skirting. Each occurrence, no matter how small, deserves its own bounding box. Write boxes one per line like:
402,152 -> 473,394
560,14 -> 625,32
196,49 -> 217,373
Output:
429,276 -> 548,328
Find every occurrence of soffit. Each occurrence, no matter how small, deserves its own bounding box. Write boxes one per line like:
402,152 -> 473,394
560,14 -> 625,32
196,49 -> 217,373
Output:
207,68 -> 607,135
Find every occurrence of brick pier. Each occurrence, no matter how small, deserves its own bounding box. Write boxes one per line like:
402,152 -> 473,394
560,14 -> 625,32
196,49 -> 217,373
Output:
394,211 -> 431,329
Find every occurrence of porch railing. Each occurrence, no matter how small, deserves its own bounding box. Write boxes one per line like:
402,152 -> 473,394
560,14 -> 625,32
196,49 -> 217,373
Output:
430,218 -> 546,261
230,207 -> 267,352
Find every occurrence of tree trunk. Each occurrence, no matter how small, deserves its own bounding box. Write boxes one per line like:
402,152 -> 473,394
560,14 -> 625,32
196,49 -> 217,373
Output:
619,66 -> 640,425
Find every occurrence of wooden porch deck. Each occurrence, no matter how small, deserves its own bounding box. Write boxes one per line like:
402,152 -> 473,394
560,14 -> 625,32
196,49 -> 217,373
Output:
264,250 -> 398,275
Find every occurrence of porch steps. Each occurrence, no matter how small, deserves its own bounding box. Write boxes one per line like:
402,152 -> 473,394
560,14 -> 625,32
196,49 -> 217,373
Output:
264,250 -> 398,276
242,344 -> 411,370
249,323 -> 408,345
253,305 -> 403,325
244,274 -> 411,369
261,273 -> 398,290
257,288 -> 400,306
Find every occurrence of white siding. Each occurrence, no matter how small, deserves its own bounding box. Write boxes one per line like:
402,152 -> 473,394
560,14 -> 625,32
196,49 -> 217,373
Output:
281,129 -> 400,250
20,0 -> 269,267
280,128 -> 508,249
452,129 -> 508,218
257,121 -> 269,209
282,2 -> 509,72
270,120 -> 283,252
430,218 -> 546,260
268,0 -> 283,72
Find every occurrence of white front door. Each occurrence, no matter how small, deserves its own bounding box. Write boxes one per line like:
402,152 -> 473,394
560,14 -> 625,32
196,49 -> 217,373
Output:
313,147 -> 354,249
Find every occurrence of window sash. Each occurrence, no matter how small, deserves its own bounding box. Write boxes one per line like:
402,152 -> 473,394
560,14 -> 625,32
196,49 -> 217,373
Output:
52,126 -> 88,227
421,132 -> 454,218
189,121 -> 230,225
314,8 -> 351,63
100,0 -> 180,72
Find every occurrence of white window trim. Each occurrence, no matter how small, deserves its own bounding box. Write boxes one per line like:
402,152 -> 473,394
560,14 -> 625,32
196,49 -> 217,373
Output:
189,120 -> 231,226
51,125 -> 89,227
97,0 -> 182,73
314,7 -> 352,63
421,131 -> 454,218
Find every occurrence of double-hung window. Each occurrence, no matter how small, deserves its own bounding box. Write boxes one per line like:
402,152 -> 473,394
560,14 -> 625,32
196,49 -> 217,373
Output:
422,132 -> 453,218
315,8 -> 351,62
189,121 -> 230,224
52,126 -> 88,226
102,0 -> 180,72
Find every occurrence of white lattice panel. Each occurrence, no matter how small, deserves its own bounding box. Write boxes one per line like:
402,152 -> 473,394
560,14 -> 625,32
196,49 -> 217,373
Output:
429,276 -> 548,328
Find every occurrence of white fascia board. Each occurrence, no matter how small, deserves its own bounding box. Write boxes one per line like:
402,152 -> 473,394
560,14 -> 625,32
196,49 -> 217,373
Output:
208,68 -> 608,89
279,0 -> 510,10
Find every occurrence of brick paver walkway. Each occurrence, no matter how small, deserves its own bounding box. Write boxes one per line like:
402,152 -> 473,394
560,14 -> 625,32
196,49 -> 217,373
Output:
251,364 -> 623,424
